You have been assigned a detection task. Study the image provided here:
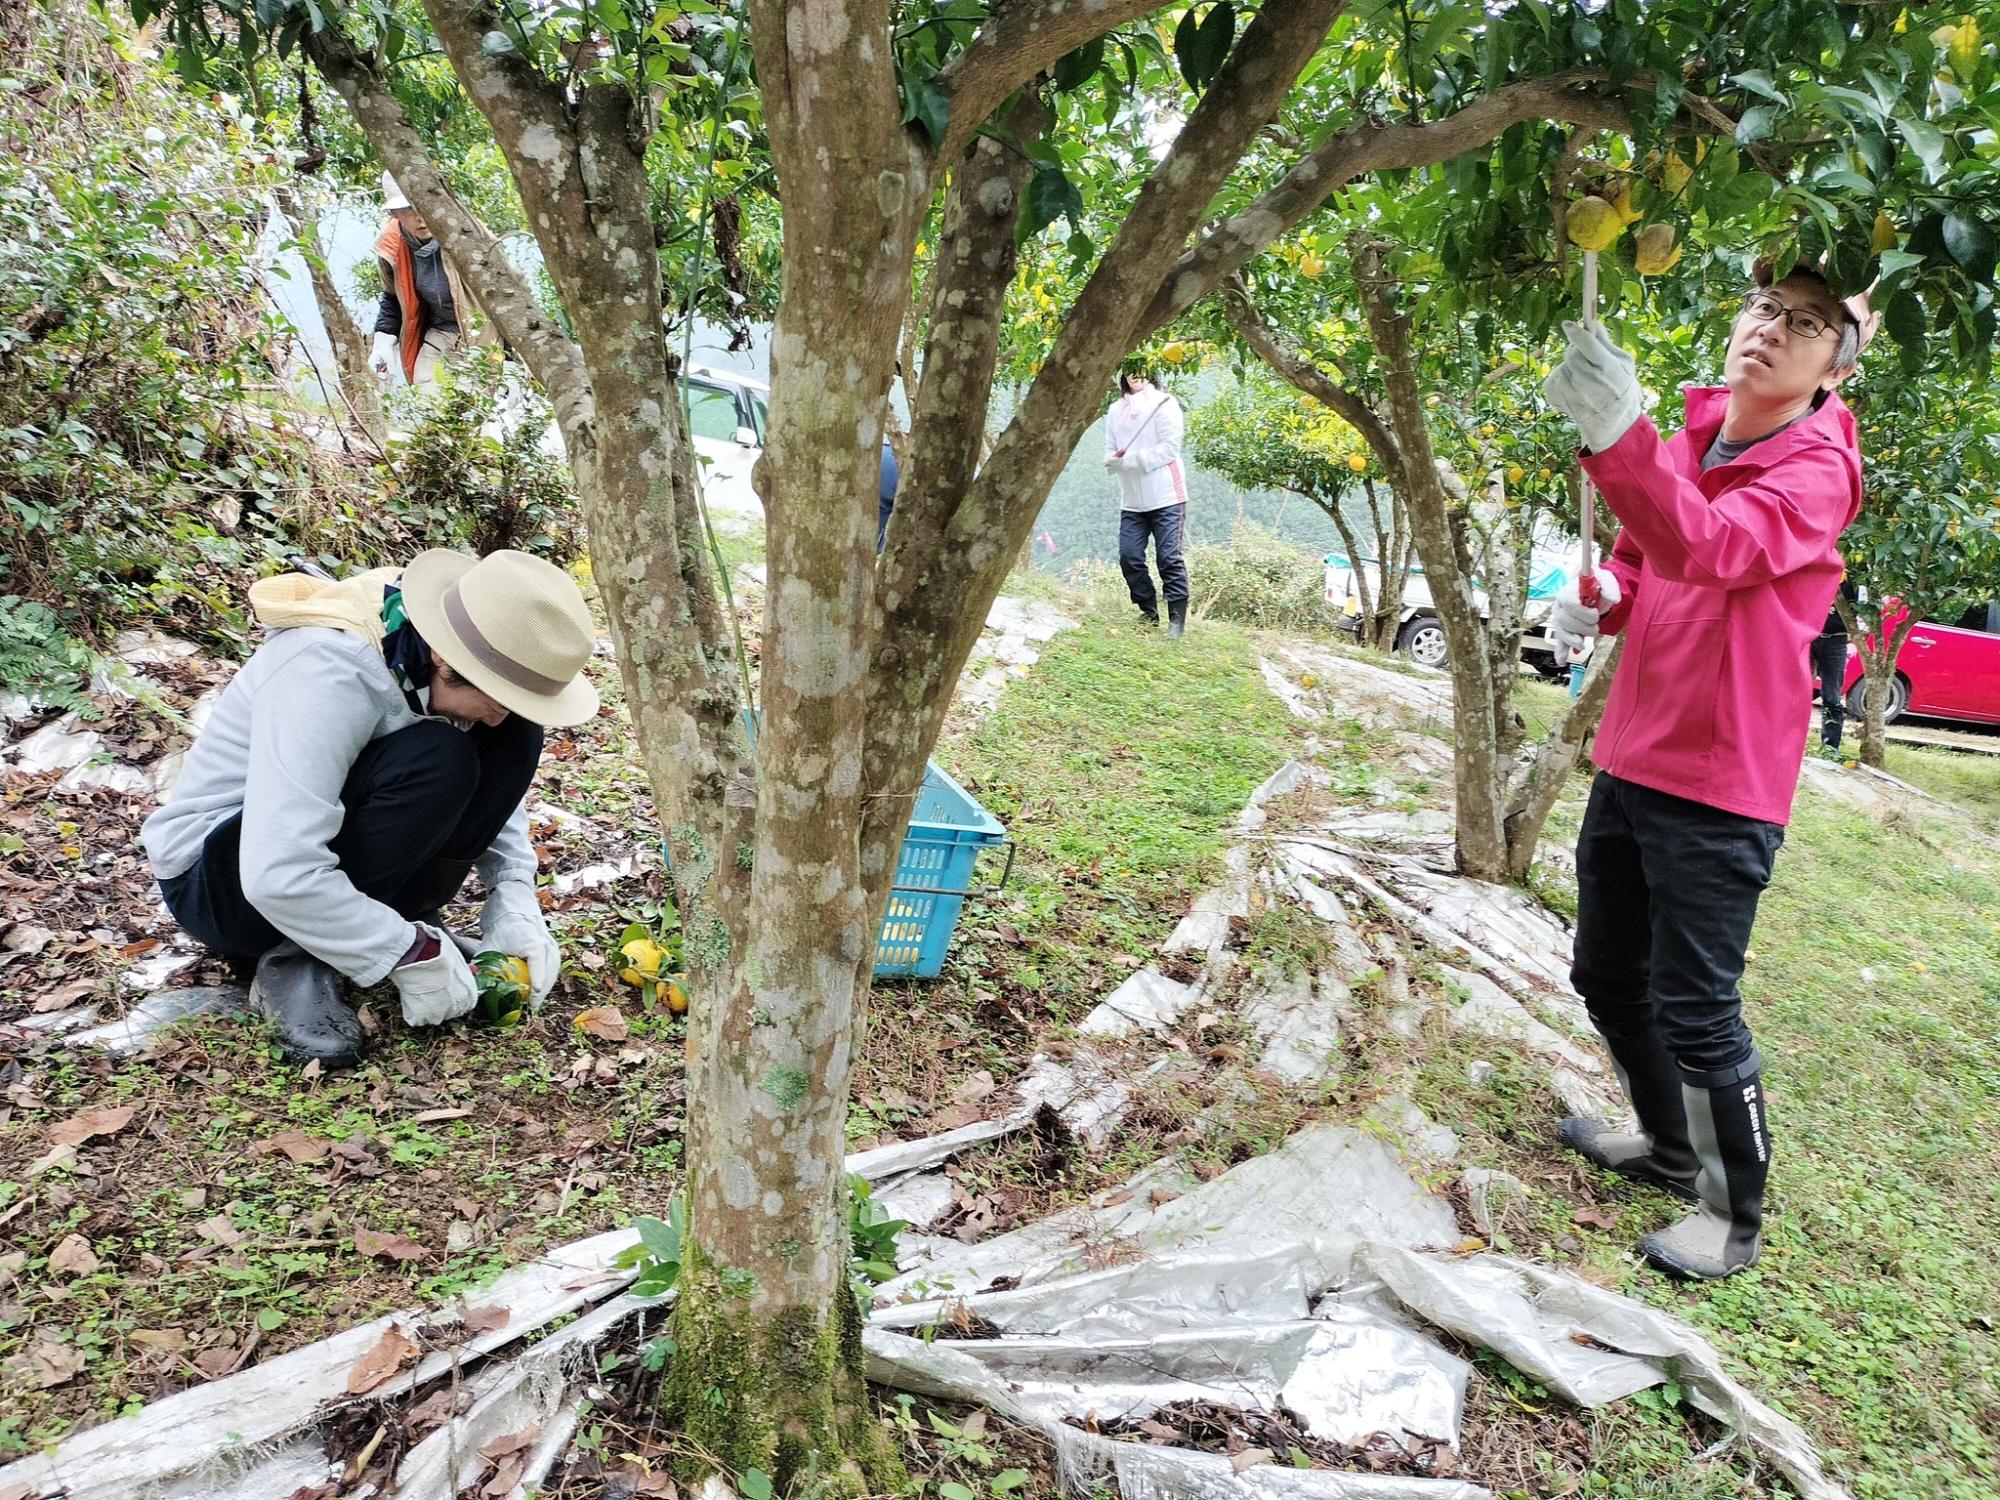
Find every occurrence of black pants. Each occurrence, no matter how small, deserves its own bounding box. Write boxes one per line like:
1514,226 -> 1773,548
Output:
160,716 -> 543,961
1118,504 -> 1189,614
1570,772 -> 1783,1085
1811,632 -> 1848,747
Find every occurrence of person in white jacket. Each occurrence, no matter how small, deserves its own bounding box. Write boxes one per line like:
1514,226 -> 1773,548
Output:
1104,366 -> 1192,636
142,550 -> 598,1067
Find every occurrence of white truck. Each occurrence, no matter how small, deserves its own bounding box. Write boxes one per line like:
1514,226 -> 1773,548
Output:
1323,550 -> 1575,677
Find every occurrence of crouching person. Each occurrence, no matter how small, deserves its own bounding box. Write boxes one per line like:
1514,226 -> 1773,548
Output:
141,550 -> 599,1066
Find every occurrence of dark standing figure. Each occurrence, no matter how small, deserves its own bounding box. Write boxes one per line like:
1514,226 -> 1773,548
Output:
1811,580 -> 1857,752
1104,366 -> 1191,637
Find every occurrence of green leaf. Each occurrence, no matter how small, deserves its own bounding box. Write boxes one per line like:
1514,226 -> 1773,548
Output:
1875,248 -> 1924,283
1175,2 -> 1234,91
1729,70 -> 1790,105
256,1307 -> 287,1331
902,75 -> 950,150
253,0 -> 290,27
740,1470 -> 774,1500
1051,37 -> 1104,93
1898,117 -> 1946,180
1017,162 -> 1083,245
940,1484 -> 977,1500
1734,105 -> 1779,145
1883,289 -> 1927,354
1943,210 -> 1997,283
991,1471 -> 1030,1494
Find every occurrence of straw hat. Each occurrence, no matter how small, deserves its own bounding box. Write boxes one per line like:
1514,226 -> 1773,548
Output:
400,549 -> 599,727
381,170 -> 412,213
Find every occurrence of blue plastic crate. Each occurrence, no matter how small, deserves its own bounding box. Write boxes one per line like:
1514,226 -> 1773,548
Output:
875,762 -> 1011,979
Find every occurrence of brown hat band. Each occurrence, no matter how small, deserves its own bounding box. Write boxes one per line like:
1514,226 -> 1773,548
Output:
442,583 -> 569,696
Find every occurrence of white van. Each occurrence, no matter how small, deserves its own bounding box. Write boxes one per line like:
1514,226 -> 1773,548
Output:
683,363 -> 769,527
1324,551 -> 1573,677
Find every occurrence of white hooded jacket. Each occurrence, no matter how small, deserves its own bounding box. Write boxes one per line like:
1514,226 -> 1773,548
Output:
1104,388 -> 1189,513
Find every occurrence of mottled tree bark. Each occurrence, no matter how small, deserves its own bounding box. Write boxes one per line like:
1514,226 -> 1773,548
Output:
273,182 -> 386,448
293,3 -> 1657,1482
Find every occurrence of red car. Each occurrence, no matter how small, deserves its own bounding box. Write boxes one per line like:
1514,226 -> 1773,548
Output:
1840,600 -> 2000,726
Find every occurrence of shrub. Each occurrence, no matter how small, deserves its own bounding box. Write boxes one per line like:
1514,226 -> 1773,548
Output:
1183,522 -> 1342,634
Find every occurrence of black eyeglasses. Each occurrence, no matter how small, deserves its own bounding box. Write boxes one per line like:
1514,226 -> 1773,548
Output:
1743,291 -> 1836,341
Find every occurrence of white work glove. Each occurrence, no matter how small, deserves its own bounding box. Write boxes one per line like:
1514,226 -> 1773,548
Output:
1545,320 -> 1643,454
390,923 -> 479,1027
1548,570 -> 1622,660
479,881 -> 560,1010
370,330 -> 397,377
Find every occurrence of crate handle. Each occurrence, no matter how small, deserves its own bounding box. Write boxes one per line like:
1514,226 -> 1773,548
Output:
887,838 -> 1015,899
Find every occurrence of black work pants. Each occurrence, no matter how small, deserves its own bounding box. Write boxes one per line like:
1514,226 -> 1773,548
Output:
1811,632 -> 1848,747
1570,772 -> 1783,1086
160,716 -> 542,961
1118,503 -> 1189,614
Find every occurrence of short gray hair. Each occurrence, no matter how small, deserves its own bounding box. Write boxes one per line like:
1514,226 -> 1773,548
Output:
1832,319 -> 1861,374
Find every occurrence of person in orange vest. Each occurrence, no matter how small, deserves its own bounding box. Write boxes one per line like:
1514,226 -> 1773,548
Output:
369,172 -> 467,388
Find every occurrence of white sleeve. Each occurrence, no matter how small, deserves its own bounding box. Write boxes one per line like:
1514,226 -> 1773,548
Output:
1127,398 -> 1184,473
236,639 -> 415,985
475,798 -> 538,892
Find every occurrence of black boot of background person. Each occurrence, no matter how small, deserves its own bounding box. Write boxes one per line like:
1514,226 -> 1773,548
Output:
1136,605 -> 1160,626
1639,1062 -> 1771,1279
250,942 -> 364,1067
1558,1023 -> 1700,1202
1166,599 -> 1187,639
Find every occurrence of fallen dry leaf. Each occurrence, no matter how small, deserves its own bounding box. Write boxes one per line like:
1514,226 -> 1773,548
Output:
574,1005 -> 629,1041
353,1226 -> 429,1262
300,1058 -> 324,1083
479,1425 -> 540,1461
3,1481 -> 41,1500
345,1323 -> 420,1395
195,1214 -> 245,1247
0,1250 -> 26,1283
25,1337 -> 86,1388
406,1386 -> 467,1433
1230,1448 -> 1275,1474
482,1455 -> 529,1499
26,1142 -> 77,1177
4,923 -> 53,955
194,1345 -> 240,1379
461,1303 -> 511,1335
1572,1206 -> 1619,1232
409,1107 -> 472,1123
257,1131 -> 331,1164
33,979 -> 95,1013
128,1327 -> 191,1355
47,1104 -> 136,1147
48,1233 -> 100,1277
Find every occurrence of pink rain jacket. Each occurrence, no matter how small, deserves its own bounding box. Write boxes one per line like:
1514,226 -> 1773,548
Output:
1584,385 -> 1864,825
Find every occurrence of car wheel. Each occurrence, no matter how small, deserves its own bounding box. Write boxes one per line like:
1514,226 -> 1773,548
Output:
1396,617 -> 1449,669
1843,673 -> 1908,724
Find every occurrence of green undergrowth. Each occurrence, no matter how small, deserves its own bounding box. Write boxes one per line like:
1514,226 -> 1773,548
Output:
926,608 -> 1308,1030
1409,759 -> 2000,1500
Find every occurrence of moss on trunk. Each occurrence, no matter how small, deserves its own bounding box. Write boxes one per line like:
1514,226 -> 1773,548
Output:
665,1243 -> 905,1498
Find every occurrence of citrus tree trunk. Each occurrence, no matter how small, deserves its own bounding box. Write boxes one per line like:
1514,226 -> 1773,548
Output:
1856,615 -> 1916,770
284,7 -> 1653,1484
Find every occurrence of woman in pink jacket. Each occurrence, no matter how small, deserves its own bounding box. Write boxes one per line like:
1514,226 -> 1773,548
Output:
1542,263 -> 1875,1279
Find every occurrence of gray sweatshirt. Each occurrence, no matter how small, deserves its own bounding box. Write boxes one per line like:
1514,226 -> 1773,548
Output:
141,628 -> 535,985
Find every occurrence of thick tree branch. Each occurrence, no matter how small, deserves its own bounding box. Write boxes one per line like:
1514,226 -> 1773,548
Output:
1502,633 -> 1623,876
934,0 -> 1170,162
1138,69 -> 1639,338
303,26 -> 589,431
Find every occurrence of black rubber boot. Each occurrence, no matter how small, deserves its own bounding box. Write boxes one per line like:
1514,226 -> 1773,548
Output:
1558,1025 -> 1700,1201
1639,1063 -> 1770,1280
1166,599 -> 1187,639
250,942 -> 364,1068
